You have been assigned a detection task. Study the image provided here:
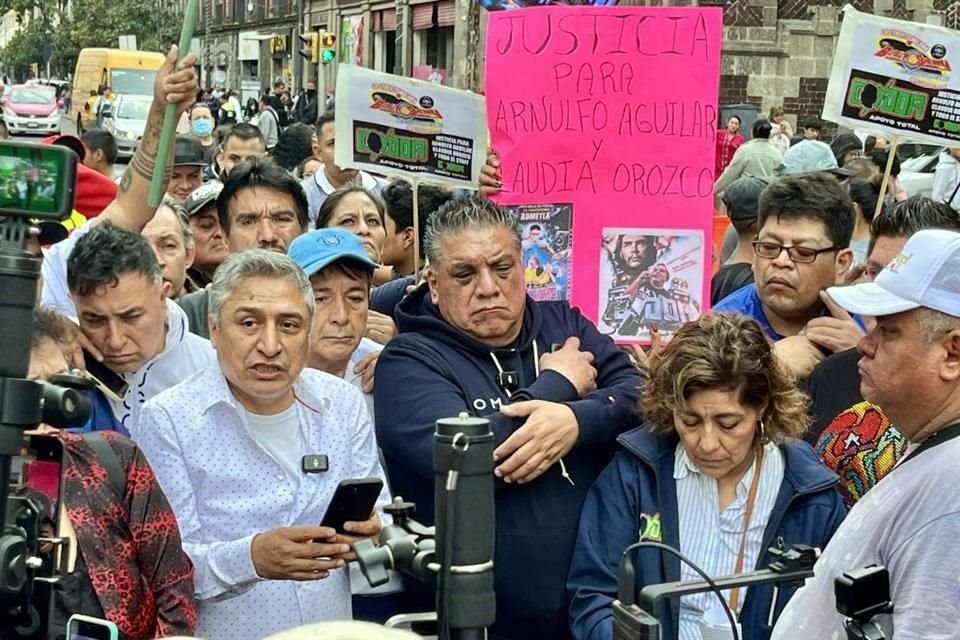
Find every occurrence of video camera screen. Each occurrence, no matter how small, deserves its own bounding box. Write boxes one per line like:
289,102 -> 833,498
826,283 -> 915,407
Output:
0,140 -> 77,221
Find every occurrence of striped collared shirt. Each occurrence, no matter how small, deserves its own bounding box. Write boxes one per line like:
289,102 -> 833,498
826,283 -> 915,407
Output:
674,441 -> 785,639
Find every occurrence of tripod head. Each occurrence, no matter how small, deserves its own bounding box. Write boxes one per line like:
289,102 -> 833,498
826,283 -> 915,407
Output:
355,498 -> 438,587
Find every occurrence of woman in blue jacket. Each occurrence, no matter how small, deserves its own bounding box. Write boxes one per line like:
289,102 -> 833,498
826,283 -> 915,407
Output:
568,313 -> 847,640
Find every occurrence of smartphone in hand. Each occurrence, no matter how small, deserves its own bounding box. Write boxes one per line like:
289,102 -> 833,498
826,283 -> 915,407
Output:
320,478 -> 383,535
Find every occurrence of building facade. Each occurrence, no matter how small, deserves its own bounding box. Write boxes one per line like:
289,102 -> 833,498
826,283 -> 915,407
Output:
714,0 -> 958,130
0,10 -> 20,51
200,0 -> 472,98
201,0 -> 960,126
202,0 -> 312,101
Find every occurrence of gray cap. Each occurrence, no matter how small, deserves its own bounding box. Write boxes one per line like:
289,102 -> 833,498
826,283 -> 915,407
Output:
174,135 -> 207,167
722,176 -> 772,221
782,139 -> 839,175
185,181 -> 223,216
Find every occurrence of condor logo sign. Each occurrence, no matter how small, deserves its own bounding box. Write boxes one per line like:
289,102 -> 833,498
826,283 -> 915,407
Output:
875,30 -> 951,88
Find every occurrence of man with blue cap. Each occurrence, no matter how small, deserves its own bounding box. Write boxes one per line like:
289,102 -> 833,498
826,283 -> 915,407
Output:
289,226 -> 404,614
289,228 -> 382,414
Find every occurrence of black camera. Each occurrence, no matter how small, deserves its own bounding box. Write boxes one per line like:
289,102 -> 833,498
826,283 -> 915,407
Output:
835,565 -> 893,640
0,139 -> 87,639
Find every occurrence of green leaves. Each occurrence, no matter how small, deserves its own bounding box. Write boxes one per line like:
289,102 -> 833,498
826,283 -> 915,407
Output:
2,19 -> 48,79
1,0 -> 182,79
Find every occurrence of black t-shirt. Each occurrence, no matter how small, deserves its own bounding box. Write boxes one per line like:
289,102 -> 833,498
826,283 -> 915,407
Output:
805,348 -> 863,444
711,262 -> 754,305
200,143 -> 216,165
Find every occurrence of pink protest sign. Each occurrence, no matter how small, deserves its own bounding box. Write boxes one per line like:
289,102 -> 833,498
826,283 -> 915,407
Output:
485,6 -> 722,343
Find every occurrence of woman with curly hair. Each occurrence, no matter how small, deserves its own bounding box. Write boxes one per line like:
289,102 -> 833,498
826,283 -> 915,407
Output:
568,313 -> 847,640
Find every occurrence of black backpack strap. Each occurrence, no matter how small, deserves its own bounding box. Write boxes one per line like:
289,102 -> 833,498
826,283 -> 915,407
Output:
947,178 -> 960,209
82,432 -> 126,500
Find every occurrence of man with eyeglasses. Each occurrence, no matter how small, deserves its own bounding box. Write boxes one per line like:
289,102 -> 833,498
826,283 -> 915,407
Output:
177,156 -> 310,338
714,172 -> 863,379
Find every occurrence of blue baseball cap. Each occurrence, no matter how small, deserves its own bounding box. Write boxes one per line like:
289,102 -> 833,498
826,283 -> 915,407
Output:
288,228 -> 380,277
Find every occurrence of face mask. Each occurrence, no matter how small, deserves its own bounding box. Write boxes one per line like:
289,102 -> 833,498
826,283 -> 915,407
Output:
192,118 -> 214,136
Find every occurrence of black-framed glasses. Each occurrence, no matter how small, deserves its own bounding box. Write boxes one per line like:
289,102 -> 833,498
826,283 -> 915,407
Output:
752,240 -> 838,264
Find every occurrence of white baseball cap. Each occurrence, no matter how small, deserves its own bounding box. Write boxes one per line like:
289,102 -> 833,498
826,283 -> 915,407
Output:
827,229 -> 960,318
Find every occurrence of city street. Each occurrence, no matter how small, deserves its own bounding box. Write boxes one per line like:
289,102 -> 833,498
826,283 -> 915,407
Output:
58,113 -> 129,178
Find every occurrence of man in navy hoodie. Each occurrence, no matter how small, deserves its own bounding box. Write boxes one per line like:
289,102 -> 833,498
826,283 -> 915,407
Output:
374,196 -> 643,639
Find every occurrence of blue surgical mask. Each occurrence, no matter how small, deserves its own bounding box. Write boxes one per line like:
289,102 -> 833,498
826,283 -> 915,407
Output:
192,118 -> 214,136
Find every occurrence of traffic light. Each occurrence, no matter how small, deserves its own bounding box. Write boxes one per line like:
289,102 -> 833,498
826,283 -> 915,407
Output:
320,32 -> 336,64
299,32 -> 319,64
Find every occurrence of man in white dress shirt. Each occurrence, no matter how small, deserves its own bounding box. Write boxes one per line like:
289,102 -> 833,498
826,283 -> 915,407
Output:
135,249 -> 390,640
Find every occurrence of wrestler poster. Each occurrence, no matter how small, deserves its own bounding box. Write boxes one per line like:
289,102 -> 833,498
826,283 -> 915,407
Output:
506,203 -> 573,302
598,228 -> 704,342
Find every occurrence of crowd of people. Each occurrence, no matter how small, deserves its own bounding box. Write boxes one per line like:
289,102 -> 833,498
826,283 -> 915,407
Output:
9,40 -> 960,640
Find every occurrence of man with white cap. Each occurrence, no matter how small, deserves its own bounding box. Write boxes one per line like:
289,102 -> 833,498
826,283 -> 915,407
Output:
184,181 -> 228,289
771,229 -> 960,639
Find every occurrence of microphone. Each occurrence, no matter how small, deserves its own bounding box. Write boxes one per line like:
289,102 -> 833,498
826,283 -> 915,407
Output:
434,413 -> 496,640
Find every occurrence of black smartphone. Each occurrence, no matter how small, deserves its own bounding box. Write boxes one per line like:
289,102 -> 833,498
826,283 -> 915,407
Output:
0,139 -> 77,220
321,478 -> 383,534
82,349 -> 129,403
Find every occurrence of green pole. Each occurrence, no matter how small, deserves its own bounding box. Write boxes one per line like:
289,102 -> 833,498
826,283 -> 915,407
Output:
148,0 -> 200,207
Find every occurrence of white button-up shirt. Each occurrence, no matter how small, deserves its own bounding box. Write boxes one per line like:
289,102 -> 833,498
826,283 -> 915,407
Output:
134,366 -> 391,640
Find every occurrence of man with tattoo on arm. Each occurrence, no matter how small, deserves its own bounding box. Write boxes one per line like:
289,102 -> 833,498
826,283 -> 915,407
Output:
41,45 -> 199,318
34,46 -> 216,433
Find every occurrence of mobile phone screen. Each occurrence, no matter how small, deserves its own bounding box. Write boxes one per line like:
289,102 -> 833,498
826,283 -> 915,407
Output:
67,616 -> 118,640
7,434 -> 65,578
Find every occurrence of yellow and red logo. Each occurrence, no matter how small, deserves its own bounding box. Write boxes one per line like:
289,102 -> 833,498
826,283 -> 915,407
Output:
368,83 -> 442,132
874,30 -> 951,88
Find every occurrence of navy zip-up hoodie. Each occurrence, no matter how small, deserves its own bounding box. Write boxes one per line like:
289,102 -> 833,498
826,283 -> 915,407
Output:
374,286 -> 644,639
568,427 -> 848,640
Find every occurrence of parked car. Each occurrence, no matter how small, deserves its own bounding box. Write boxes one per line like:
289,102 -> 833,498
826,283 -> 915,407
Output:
899,146 -> 943,199
102,94 -> 151,159
1,84 -> 61,136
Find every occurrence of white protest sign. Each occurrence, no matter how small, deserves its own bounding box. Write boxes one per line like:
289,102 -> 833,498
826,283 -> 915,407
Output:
334,64 -> 487,188
823,6 -> 960,145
